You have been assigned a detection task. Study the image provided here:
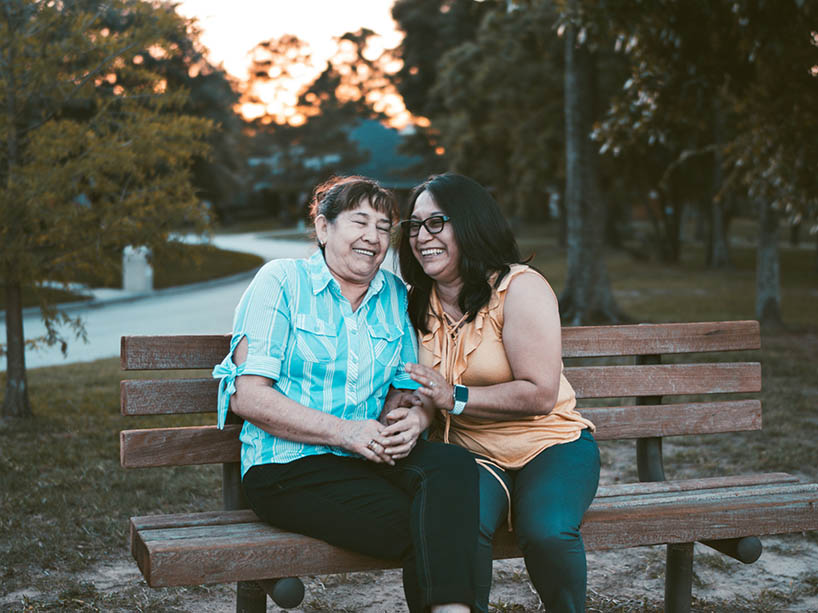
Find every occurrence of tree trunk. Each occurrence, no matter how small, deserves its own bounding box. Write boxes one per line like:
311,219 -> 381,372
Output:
756,200 -> 783,327
558,12 -> 623,325
708,100 -> 730,268
709,198 -> 731,267
789,221 -> 801,247
2,8 -> 32,418
3,278 -> 32,418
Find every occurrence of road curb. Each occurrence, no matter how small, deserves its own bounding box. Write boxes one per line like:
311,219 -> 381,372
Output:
1,267 -> 260,325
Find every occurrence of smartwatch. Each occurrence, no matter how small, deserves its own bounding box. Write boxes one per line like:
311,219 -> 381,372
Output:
450,384 -> 468,415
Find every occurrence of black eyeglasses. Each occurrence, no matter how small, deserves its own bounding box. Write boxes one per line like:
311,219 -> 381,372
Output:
401,215 -> 451,237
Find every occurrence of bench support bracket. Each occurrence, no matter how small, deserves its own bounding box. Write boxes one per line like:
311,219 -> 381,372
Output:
236,580 -> 268,613
224,460 -> 268,613
223,409 -> 306,611
665,542 -> 694,613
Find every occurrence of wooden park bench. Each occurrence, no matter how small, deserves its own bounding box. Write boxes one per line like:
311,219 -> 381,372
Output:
119,320 -> 818,613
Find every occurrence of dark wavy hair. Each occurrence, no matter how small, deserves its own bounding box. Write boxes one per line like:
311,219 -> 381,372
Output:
398,173 -> 526,334
309,175 -> 398,248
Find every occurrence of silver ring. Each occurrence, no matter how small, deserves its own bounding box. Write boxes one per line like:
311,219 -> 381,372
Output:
367,439 -> 377,451
429,381 -> 436,388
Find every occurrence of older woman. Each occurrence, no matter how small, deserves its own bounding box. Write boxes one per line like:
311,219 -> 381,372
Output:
213,176 -> 479,613
397,173 -> 600,613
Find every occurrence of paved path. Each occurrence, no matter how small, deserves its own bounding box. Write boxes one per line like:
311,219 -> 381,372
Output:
1,233 -> 318,370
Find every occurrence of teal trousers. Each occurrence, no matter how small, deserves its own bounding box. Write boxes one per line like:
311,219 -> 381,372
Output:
474,429 -> 600,613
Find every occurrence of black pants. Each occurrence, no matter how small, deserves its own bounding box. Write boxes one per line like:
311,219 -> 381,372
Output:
242,439 -> 479,611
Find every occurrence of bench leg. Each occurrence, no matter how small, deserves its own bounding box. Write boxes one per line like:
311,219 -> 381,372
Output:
665,542 -> 694,613
236,580 -> 267,613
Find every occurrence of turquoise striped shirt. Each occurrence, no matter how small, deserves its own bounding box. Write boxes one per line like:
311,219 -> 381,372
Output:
213,250 -> 419,476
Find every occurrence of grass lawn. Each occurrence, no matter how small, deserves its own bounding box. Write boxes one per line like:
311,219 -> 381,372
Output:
1,223 -> 817,611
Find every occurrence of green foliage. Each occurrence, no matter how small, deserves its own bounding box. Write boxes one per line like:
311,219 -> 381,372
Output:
592,0 -> 818,232
134,12 -> 249,221
391,0 -> 501,119
390,0 -> 505,177
433,3 -> 566,219
0,0 -> 214,356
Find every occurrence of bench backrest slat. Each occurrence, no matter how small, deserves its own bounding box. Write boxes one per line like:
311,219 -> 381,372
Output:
121,424 -> 241,468
121,379 -> 219,416
567,362 -> 761,398
120,321 -> 763,470
560,320 -> 760,357
121,363 -> 760,416
120,398 -> 761,468
119,321 -> 761,371
121,335 -> 231,371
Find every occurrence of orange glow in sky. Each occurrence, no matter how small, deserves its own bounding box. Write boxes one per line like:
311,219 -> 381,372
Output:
175,0 -> 413,126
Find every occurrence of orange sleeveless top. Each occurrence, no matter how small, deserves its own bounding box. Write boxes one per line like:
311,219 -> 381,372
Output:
419,265 -> 594,469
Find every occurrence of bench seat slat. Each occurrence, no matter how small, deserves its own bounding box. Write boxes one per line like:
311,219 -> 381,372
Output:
131,477 -> 818,587
119,321 -> 761,371
595,473 -> 797,497
139,484 -> 809,545
119,399 -> 761,468
128,472 -> 801,532
120,363 -> 761,416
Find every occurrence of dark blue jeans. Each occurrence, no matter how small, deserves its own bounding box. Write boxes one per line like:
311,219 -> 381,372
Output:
242,439 -> 479,612
475,429 -> 600,613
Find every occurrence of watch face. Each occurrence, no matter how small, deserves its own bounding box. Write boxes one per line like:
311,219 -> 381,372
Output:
454,385 -> 468,402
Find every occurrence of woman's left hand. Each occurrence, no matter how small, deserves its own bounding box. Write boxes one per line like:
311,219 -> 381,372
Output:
379,388 -> 422,425
380,407 -> 423,460
404,362 -> 454,412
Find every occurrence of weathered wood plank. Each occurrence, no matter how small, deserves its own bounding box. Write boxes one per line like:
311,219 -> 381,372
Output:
566,362 -> 761,398
121,379 -> 220,416
561,320 -> 760,357
131,481 -> 818,586
119,365 -> 761,417
118,398 -> 761,467
132,510 -> 260,532
590,483 -> 817,510
128,472 -> 800,536
580,488 -> 818,551
595,473 -> 797,497
583,399 -> 762,439
119,321 -> 761,371
120,425 -> 241,468
121,335 -> 231,371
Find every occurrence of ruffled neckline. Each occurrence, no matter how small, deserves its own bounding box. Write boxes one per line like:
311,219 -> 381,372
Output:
421,265 -> 529,383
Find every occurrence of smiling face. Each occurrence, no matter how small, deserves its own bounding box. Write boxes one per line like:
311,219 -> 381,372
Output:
409,190 -> 461,286
315,197 -> 392,287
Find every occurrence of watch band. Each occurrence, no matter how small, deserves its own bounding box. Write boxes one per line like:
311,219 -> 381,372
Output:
450,384 -> 468,415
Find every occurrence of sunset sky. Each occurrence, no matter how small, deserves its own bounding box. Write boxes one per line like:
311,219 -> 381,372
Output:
174,0 -> 402,82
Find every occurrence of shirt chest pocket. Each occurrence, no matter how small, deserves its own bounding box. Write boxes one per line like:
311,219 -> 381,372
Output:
370,323 -> 403,367
293,315 -> 337,363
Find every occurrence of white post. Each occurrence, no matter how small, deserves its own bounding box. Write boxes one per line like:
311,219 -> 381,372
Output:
122,246 -> 153,292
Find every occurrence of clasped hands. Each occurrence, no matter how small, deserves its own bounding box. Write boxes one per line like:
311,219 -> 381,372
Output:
341,363 -> 453,465
341,387 -> 426,465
